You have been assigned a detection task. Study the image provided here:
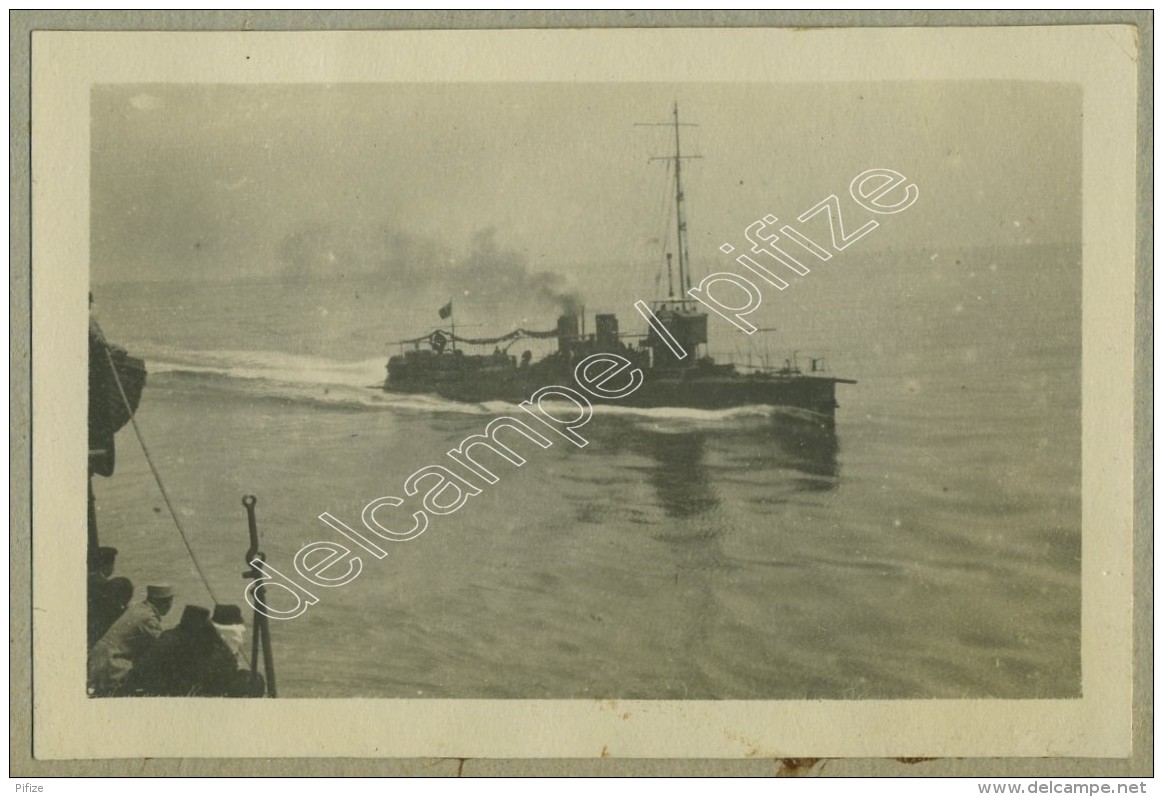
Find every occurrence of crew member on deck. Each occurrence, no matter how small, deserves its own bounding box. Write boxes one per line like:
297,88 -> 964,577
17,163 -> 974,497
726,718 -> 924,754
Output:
123,604 -> 216,696
124,604 -> 264,697
208,604 -> 265,697
211,604 -> 249,670
88,576 -> 134,650
87,584 -> 174,696
86,546 -> 119,648
88,545 -> 117,581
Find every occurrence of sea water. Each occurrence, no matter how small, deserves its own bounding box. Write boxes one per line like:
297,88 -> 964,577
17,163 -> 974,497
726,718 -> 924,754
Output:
89,244 -> 1081,699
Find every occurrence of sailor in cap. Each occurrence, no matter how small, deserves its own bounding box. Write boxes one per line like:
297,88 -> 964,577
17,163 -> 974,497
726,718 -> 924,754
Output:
87,576 -> 133,650
205,604 -> 264,697
89,545 -> 118,578
211,604 -> 249,670
87,584 -> 175,696
87,546 -> 123,648
124,604 -> 215,696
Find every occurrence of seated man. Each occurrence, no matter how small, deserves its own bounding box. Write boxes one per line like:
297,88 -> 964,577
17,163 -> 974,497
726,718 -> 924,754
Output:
206,604 -> 265,698
88,576 -> 134,650
86,546 -> 121,649
87,584 -> 174,696
210,604 -> 249,670
88,545 -> 117,582
126,604 -> 266,697
124,604 -> 216,697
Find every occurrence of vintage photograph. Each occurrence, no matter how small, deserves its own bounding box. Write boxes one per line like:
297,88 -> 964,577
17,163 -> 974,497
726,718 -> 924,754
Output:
23,22 -> 1140,765
86,80 -> 1082,701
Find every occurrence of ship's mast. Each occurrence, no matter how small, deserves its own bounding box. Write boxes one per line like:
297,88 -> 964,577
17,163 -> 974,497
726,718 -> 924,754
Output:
639,103 -> 700,308
671,102 -> 691,302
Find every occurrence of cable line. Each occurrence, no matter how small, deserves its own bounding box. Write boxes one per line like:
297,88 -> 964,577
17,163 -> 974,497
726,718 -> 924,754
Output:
92,320 -> 220,605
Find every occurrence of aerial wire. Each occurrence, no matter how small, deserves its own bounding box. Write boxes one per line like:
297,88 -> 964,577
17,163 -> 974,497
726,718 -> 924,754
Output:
91,319 -> 221,605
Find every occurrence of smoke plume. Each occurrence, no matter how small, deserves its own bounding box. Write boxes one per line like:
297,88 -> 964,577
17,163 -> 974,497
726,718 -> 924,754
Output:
276,223 -> 583,314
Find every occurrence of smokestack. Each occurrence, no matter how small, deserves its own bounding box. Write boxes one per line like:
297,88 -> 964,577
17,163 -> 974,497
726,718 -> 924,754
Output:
596,314 -> 619,350
556,313 -> 579,353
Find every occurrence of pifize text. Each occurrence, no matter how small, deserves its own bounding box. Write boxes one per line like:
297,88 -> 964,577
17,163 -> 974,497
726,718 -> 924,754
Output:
244,168 -> 918,619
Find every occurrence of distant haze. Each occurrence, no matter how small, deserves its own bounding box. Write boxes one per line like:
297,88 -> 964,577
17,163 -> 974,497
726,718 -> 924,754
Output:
92,82 -> 1081,301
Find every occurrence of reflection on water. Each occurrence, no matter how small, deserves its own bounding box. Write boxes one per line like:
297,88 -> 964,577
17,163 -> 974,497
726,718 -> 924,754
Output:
638,431 -> 720,518
762,415 -> 840,490
615,412 -> 841,519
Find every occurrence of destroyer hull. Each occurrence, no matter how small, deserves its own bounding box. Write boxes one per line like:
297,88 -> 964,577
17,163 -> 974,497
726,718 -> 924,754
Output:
616,374 -> 848,414
384,362 -> 851,416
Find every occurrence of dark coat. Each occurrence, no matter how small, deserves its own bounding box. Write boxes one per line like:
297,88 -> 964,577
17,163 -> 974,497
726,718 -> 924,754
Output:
87,574 -> 130,649
87,601 -> 163,695
123,624 -> 242,697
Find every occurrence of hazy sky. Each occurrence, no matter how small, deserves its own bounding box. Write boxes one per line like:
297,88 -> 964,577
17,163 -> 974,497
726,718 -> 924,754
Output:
91,81 -> 1080,285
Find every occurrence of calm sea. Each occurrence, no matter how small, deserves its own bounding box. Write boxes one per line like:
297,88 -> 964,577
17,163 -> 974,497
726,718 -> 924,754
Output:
90,244 -> 1081,699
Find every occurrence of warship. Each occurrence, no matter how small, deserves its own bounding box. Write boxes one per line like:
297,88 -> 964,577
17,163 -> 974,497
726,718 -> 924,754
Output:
384,104 -> 855,418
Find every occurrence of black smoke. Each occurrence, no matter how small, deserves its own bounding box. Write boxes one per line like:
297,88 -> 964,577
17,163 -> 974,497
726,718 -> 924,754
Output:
276,223 -> 582,314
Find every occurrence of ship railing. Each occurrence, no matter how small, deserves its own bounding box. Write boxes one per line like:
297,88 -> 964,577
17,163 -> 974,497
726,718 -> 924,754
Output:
710,352 -> 834,377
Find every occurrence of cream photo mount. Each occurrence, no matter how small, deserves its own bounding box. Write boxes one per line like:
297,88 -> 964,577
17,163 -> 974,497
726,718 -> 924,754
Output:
28,25 -> 1137,760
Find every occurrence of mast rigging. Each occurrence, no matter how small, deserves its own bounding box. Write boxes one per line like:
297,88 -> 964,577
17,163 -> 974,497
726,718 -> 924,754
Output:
638,101 -> 701,307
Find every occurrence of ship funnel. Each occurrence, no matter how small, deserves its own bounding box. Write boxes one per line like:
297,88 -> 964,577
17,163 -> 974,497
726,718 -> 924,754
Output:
596,314 -> 619,350
556,313 -> 579,353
